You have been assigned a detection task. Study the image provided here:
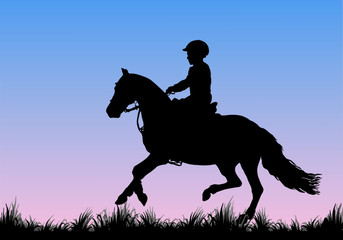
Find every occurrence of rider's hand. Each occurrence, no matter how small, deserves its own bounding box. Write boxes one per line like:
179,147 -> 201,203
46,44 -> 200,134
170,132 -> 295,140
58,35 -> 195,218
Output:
166,87 -> 174,94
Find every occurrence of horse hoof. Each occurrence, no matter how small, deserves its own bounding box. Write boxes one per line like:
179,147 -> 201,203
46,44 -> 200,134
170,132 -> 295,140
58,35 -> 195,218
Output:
138,193 -> 148,206
202,190 -> 211,201
115,194 -> 128,205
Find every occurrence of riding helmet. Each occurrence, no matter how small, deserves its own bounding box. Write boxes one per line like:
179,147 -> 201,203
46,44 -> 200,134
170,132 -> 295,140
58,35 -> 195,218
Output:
183,40 -> 209,58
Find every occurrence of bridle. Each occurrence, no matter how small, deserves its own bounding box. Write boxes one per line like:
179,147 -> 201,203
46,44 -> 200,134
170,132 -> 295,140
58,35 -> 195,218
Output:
124,101 -> 144,133
124,101 -> 139,113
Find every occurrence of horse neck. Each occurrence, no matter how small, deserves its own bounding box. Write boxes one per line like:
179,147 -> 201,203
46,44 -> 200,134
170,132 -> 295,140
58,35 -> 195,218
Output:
131,75 -> 170,123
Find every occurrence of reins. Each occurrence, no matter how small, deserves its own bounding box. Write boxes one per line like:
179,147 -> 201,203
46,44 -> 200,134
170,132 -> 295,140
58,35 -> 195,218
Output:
124,102 -> 144,133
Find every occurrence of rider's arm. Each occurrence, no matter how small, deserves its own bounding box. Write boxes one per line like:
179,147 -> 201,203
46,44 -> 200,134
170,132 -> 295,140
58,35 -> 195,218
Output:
171,78 -> 190,92
166,77 -> 190,94
167,67 -> 193,94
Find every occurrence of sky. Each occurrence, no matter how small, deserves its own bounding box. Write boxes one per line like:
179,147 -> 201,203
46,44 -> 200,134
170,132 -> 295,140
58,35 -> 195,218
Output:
0,0 -> 342,224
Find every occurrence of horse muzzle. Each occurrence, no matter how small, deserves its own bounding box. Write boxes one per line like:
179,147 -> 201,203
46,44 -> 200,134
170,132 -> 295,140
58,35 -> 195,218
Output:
108,113 -> 121,118
107,110 -> 121,118
106,106 -> 121,118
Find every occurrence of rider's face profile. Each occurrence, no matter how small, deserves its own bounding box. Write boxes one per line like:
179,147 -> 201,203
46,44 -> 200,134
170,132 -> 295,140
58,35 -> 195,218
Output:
187,51 -> 202,65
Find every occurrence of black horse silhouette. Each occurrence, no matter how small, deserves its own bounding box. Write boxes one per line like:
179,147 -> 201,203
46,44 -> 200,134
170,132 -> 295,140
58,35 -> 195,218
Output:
106,68 -> 321,221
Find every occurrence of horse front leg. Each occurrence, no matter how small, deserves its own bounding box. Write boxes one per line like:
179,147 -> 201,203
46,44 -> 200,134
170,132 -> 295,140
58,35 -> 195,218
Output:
115,153 -> 168,206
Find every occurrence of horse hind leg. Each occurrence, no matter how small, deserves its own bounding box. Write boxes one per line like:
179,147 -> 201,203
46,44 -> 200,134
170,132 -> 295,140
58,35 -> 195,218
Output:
240,156 -> 264,219
202,161 -> 242,201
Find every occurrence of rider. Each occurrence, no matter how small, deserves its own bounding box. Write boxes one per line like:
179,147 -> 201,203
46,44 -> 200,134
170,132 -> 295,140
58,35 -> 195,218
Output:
166,40 -> 214,118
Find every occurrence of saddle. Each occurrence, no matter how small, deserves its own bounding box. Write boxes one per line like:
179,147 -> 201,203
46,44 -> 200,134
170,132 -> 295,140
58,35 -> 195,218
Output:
208,102 -> 218,116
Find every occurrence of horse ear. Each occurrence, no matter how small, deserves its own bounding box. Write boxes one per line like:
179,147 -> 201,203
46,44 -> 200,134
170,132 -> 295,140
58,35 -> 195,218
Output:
121,68 -> 129,75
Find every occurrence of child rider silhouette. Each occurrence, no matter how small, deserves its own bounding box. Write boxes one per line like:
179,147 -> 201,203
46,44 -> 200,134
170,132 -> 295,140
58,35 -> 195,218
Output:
166,40 -> 213,118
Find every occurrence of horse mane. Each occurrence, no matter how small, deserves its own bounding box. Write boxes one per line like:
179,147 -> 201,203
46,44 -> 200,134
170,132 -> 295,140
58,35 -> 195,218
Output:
129,73 -> 171,104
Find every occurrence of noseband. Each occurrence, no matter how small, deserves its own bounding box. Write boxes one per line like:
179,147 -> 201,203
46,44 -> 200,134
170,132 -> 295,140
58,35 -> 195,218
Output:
124,101 -> 140,113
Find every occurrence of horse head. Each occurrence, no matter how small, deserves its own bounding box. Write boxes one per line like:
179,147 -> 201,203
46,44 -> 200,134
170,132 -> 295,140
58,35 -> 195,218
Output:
106,68 -> 136,118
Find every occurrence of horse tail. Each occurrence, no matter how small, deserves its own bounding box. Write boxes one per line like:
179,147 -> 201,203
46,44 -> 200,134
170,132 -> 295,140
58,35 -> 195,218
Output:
259,128 -> 321,195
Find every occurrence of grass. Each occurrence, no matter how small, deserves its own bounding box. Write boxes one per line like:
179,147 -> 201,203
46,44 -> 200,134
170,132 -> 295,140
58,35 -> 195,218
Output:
92,204 -> 136,232
1,199 -> 342,234
250,208 -> 273,232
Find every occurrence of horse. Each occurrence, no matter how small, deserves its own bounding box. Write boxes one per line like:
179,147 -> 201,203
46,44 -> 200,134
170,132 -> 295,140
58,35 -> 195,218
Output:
106,68 -> 321,221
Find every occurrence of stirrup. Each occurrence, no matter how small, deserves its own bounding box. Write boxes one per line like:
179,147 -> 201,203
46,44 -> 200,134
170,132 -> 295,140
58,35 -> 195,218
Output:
168,159 -> 182,166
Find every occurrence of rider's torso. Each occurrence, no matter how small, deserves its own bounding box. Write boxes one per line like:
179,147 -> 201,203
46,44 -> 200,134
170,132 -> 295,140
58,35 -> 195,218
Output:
187,62 -> 212,105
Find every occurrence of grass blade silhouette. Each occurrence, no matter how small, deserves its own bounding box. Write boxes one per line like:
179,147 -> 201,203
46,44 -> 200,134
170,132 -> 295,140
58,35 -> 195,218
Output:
70,208 -> 93,232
